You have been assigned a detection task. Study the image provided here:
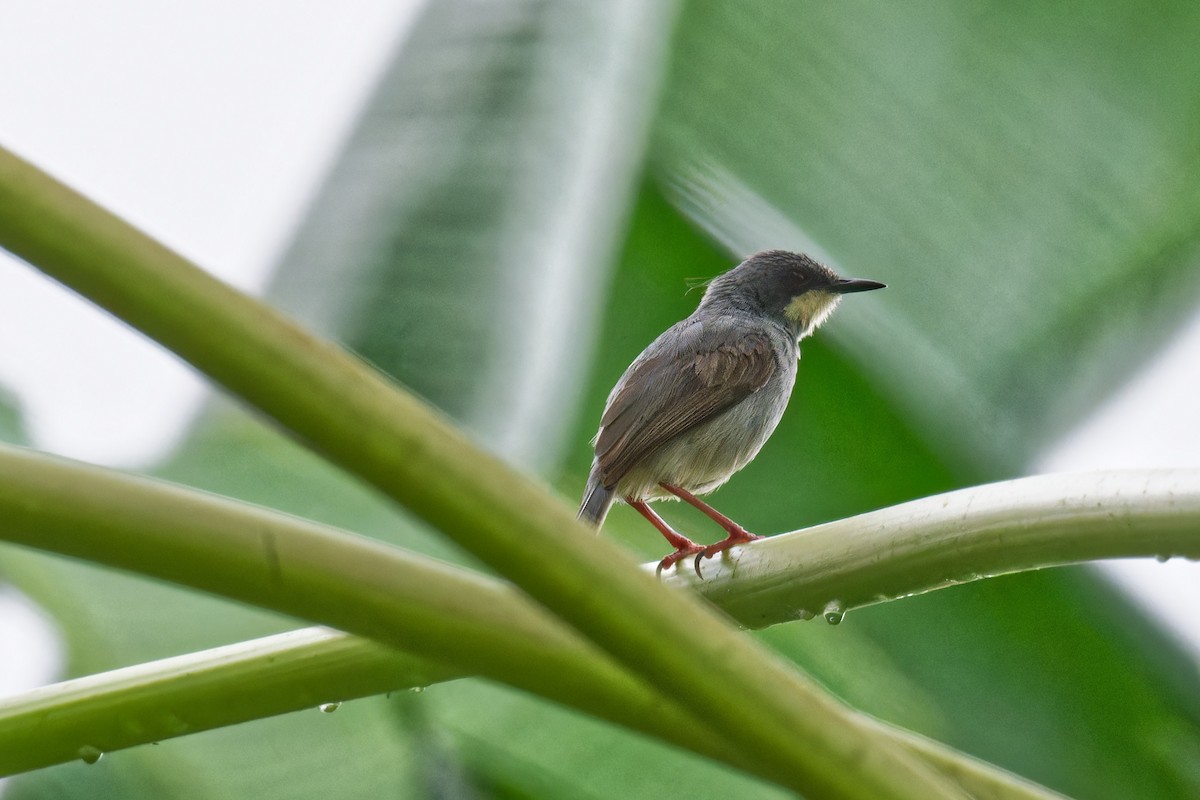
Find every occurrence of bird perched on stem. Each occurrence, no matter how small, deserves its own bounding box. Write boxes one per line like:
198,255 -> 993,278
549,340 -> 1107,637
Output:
578,250 -> 884,576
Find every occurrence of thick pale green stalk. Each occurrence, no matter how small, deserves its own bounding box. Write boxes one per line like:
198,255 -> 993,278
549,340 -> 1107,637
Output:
0,629 -> 442,776
665,469 -> 1200,627
0,443 -> 1096,798
0,626 -> 1066,799
0,444 -> 709,771
0,146 -> 961,797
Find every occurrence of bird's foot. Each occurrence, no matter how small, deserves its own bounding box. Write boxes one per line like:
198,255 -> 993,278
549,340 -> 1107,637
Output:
692,530 -> 764,576
655,540 -> 706,577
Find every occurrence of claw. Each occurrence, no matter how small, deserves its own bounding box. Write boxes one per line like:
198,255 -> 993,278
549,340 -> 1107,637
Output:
656,541 -> 706,576
695,531 -> 765,570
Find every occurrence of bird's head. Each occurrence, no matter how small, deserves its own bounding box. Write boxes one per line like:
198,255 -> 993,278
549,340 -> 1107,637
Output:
700,250 -> 885,341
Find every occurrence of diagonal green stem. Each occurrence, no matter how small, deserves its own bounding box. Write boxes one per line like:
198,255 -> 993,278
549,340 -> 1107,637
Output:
0,144 -> 964,798
0,443 -> 1143,798
0,443 -> 1041,796
0,444 -> 691,768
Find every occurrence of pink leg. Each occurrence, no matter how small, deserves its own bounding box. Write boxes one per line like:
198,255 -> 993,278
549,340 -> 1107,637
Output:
628,498 -> 705,576
660,483 -> 763,565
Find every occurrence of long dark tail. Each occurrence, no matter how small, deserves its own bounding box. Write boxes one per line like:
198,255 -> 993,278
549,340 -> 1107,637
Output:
578,466 -> 616,527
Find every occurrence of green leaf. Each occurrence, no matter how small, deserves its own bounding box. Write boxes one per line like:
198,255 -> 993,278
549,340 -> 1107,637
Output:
268,0 -> 676,470
656,1 -> 1200,472
0,392 -> 24,446
848,570 -> 1200,799
429,681 -> 790,800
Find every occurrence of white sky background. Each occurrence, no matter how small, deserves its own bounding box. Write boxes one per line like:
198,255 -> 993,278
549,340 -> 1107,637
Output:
1,0 -> 1199,720
0,2 -> 417,464
0,1 -> 420,700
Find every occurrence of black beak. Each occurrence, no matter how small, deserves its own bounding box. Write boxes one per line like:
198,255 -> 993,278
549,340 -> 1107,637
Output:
833,277 -> 886,294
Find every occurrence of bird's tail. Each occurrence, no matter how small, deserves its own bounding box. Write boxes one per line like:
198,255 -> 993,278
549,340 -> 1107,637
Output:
578,467 -> 616,528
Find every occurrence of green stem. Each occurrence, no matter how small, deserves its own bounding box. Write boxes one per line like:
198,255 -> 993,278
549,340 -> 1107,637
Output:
0,144 -> 961,798
0,624 -> 1066,799
2,443 -> 1045,794
664,468 -> 1200,627
0,444 -> 703,773
11,451 -> 1195,797
0,628 -> 441,776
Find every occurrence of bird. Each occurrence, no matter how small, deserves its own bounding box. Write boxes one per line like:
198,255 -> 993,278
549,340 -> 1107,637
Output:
578,250 -> 885,576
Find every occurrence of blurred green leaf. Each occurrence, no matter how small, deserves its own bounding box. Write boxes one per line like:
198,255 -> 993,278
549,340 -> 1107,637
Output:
656,1 -> 1200,472
427,681 -> 789,800
269,0 -> 676,471
849,570 -> 1200,800
0,393 -> 24,445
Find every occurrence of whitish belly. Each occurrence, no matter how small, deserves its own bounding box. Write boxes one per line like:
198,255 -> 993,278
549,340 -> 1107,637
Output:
616,386 -> 789,501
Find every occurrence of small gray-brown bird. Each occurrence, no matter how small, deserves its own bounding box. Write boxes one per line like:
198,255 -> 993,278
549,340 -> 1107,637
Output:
578,250 -> 884,574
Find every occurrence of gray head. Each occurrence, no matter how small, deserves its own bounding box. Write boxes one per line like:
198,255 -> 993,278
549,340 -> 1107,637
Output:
698,250 -> 885,340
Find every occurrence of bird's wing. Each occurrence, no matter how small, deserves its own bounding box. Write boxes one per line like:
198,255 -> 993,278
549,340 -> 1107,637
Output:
594,322 -> 777,488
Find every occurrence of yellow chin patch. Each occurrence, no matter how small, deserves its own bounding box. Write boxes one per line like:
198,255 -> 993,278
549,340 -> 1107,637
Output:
784,291 -> 841,338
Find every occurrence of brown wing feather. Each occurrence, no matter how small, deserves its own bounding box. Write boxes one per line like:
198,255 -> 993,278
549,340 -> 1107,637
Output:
594,328 -> 776,487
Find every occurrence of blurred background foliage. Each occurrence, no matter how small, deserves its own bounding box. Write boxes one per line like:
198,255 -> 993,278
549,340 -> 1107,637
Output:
4,1 -> 1200,798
